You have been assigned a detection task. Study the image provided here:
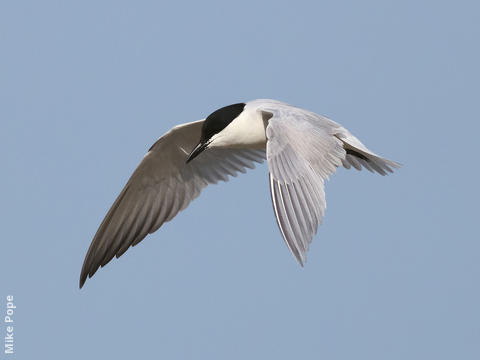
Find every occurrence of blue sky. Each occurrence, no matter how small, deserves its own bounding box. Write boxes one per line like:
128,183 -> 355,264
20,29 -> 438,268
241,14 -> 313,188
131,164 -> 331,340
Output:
1,1 -> 479,359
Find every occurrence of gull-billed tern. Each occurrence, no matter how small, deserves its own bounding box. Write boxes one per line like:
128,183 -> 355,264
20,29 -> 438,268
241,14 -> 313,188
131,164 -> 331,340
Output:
80,99 -> 400,288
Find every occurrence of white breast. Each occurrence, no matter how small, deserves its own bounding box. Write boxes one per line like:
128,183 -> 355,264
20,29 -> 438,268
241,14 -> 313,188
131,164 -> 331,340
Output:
208,105 -> 268,149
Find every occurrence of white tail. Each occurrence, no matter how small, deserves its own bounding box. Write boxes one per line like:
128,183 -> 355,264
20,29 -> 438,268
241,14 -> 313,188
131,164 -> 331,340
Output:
335,131 -> 401,175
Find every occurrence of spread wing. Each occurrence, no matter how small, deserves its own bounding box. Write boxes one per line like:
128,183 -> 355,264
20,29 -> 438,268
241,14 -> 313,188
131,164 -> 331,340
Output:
260,102 -> 400,265
80,120 -> 265,288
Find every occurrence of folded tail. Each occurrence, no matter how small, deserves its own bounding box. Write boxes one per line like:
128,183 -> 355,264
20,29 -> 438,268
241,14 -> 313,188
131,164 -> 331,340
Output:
335,131 -> 402,175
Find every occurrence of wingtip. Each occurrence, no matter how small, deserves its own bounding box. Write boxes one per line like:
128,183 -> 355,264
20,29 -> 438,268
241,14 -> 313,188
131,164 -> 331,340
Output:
296,255 -> 305,267
79,265 -> 92,289
383,160 -> 402,176
385,158 -> 403,169
79,273 -> 87,289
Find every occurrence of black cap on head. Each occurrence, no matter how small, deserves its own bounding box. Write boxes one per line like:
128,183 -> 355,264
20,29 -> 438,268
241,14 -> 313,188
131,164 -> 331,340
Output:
186,103 -> 246,163
201,103 -> 246,142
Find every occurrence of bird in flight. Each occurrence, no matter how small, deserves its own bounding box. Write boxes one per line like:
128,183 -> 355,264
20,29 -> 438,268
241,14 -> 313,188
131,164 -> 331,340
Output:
79,99 -> 400,288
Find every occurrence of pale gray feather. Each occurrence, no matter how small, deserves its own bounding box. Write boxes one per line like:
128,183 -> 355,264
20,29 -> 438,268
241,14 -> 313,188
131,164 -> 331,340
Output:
80,120 -> 265,288
254,99 -> 400,265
